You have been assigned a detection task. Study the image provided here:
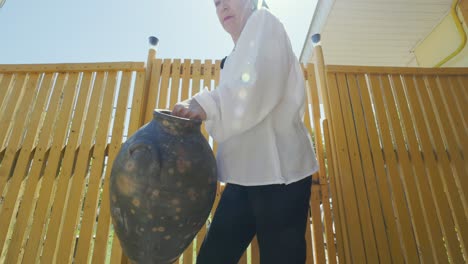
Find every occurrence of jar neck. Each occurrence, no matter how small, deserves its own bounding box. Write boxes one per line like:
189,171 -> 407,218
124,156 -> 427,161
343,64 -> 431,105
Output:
153,110 -> 202,133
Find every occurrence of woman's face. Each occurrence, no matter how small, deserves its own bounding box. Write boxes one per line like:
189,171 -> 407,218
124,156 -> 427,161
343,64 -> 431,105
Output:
214,0 -> 253,42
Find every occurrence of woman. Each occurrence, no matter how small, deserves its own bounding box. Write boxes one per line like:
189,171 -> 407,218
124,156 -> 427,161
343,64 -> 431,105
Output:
172,0 -> 318,263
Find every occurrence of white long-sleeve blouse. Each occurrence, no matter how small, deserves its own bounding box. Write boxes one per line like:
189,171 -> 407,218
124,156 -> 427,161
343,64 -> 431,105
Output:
194,8 -> 318,186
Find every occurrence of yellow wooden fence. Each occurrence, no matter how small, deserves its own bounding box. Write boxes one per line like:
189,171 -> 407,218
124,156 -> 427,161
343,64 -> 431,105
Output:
0,45 -> 466,264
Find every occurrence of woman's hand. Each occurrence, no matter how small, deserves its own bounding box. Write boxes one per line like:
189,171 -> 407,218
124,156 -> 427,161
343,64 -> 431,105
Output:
172,99 -> 207,120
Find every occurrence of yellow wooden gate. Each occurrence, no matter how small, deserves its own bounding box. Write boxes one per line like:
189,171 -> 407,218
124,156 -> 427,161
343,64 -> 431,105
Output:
0,45 -> 467,264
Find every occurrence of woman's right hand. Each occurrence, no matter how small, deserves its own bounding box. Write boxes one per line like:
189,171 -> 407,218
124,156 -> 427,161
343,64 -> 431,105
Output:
172,99 -> 207,120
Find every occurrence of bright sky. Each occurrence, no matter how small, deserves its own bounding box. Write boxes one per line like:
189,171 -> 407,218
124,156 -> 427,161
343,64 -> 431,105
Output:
0,0 -> 317,64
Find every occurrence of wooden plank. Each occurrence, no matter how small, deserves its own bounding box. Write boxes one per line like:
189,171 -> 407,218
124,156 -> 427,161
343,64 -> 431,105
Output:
399,75 -> 464,263
322,120 -> 342,264
326,72 -> 366,263
427,76 -> 467,212
0,73 -> 41,260
2,73 -> 56,264
0,62 -> 145,73
327,65 -> 468,75
336,73 -> 379,263
0,74 -> 14,130
0,74 -> 26,157
20,73 -> 76,262
438,76 -> 468,153
75,72 -> 140,263
127,72 -> 147,134
181,60 -> 192,101
345,73 -> 392,264
19,73 -> 76,264
144,59 -> 163,123
305,216 -> 313,264
55,72 -> 109,263
412,76 -> 468,255
356,75 -> 407,263
310,183 -> 326,263
32,73 -> 81,263
0,73 -> 65,258
379,75 -> 437,263
459,76 -> 468,109
157,59 -> 172,110
169,59 -> 181,109
93,70 -> 133,264
307,64 -> 336,264
449,77 -> 468,141
250,236 -> 260,264
368,74 -> 420,263
391,75 -> 449,263
0,74 -> 32,192
238,247 -> 247,264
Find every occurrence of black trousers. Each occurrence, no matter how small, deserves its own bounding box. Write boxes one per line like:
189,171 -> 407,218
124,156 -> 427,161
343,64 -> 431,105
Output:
196,176 -> 312,264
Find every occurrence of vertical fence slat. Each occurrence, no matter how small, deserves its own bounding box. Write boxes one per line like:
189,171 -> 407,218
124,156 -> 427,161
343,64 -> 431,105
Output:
127,72 -> 147,135
1,73 -> 69,262
356,74 -> 407,263
74,72 -> 120,264
413,76 -> 468,255
145,59 -> 163,122
346,74 -> 392,264
87,71 -> 116,263
369,74 -> 421,263
452,77 -> 468,135
0,74 -> 27,151
95,71 -> 132,264
0,73 -> 40,260
426,76 -> 467,213
56,72 -> 108,263
169,59 -> 181,110
19,73 -> 73,264
33,73 -> 81,263
458,76 -> 468,113
34,71 -> 92,263
157,59 -> 172,110
310,182 -> 326,263
383,74 -> 438,262
327,72 -> 366,264
337,73 -> 380,263
0,73 -> 14,149
325,73 -> 353,264
306,64 -> 337,264
3,73 -> 60,264
380,76 -> 446,262
250,236 -> 260,264
181,59 -> 192,102
322,120 -> 344,264
391,75 -> 458,263
303,66 -> 319,264
402,75 -> 464,263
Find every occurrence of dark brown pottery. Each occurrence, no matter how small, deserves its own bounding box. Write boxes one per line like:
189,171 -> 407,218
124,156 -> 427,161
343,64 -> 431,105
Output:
109,110 -> 217,264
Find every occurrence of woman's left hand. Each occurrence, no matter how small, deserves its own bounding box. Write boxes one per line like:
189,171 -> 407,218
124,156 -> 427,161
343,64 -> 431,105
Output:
172,99 -> 207,120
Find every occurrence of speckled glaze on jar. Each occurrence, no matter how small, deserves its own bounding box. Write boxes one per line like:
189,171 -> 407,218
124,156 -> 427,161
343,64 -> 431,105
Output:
109,110 -> 217,264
